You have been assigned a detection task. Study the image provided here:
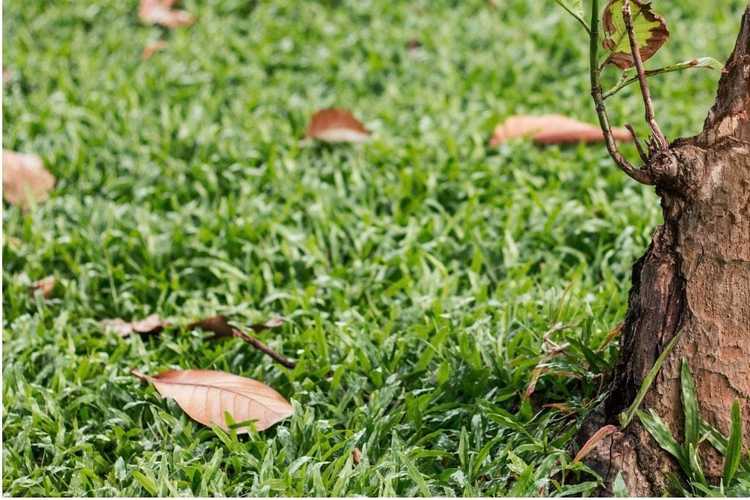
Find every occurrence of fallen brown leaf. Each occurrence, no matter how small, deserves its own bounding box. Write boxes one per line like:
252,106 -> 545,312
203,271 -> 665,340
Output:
142,40 -> 168,60
30,276 -> 56,298
2,150 -> 56,209
489,114 -> 632,146
306,108 -> 370,143
102,314 -> 169,337
132,368 -> 294,432
574,424 -> 619,463
187,315 -> 285,338
352,447 -> 362,464
138,0 -> 195,28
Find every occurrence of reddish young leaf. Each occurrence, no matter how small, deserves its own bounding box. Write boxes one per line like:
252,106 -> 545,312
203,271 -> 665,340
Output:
102,314 -> 168,337
489,114 -> 633,146
3,150 -> 55,209
574,425 -> 619,463
138,0 -> 195,28
30,276 -> 56,299
132,369 -> 294,432
306,109 -> 370,143
142,40 -> 168,60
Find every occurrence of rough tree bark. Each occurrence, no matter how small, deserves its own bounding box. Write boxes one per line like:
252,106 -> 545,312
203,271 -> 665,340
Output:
580,6 -> 750,496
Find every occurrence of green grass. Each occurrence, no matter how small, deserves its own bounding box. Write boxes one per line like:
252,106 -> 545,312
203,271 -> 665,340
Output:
2,0 -> 744,496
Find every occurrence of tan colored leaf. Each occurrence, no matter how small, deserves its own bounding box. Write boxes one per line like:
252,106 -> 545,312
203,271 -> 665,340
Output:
132,368 -> 293,432
352,447 -> 362,464
3,150 -> 55,209
187,315 -> 285,339
574,424 -> 619,463
602,0 -> 669,69
138,0 -> 195,28
306,108 -> 370,143
142,40 -> 168,60
30,276 -> 56,298
102,314 -> 168,337
489,114 -> 632,146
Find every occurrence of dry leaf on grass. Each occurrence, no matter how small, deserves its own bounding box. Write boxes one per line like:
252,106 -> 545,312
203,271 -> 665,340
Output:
489,114 -> 632,146
138,0 -> 195,28
3,150 -> 56,209
142,40 -> 168,60
30,276 -> 56,298
306,108 -> 370,143
352,447 -> 362,464
132,368 -> 293,432
102,314 -> 169,337
573,424 -> 619,463
188,315 -> 285,339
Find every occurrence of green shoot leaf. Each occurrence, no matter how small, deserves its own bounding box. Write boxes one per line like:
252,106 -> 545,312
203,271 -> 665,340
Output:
602,0 -> 669,69
681,360 -> 700,448
723,400 -> 744,486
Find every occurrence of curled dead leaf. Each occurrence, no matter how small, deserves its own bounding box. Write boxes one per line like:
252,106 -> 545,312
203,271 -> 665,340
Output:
30,276 -> 56,299
3,150 -> 56,209
102,314 -> 168,337
352,447 -> 362,464
306,108 -> 370,143
574,424 -> 619,463
142,40 -> 168,60
490,115 -> 632,146
132,368 -> 293,432
138,0 -> 195,28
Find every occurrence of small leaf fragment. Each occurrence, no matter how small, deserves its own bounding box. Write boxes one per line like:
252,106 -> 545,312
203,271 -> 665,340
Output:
142,40 -> 168,60
490,114 -> 632,146
602,0 -> 669,69
352,447 -> 362,464
102,314 -> 168,337
132,368 -> 293,432
3,150 -> 55,209
138,0 -> 195,28
30,276 -> 56,298
306,109 -> 370,143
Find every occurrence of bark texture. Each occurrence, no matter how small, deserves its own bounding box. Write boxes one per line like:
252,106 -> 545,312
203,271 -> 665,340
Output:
580,6 -> 750,495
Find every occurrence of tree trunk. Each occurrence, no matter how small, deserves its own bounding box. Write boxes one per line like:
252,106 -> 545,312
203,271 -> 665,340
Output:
580,6 -> 750,496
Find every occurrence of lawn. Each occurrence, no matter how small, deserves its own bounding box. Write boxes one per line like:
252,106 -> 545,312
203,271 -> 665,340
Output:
2,0 -> 744,496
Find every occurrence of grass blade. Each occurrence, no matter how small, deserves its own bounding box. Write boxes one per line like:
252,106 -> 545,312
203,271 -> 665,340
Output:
680,359 -> 700,447
723,400 -> 743,486
619,328 -> 685,428
637,409 -> 689,472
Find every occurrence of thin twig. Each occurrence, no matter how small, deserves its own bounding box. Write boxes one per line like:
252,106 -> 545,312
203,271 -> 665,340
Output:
589,0 -> 654,185
232,328 -> 297,369
622,0 -> 668,150
625,124 -> 649,162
